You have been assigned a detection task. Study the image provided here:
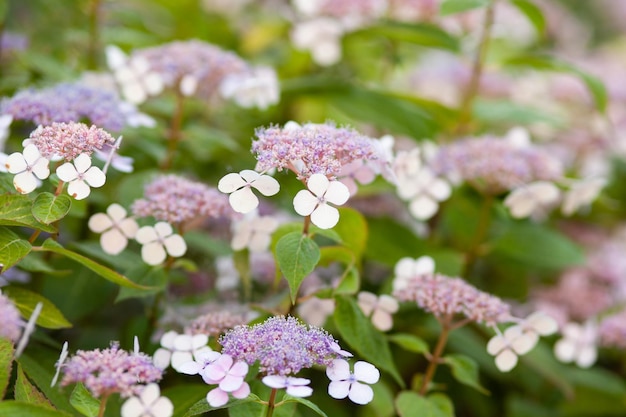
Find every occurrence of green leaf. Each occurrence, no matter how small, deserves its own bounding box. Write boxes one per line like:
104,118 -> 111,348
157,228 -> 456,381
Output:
183,394 -> 260,417
334,296 -> 404,386
334,208 -> 368,259
395,391 -> 452,417
365,217 -> 427,266
0,401 -> 71,417
39,239 -> 151,289
428,393 -> 455,417
31,193 -> 72,225
15,364 -> 54,409
490,223 -> 585,270
504,54 -> 608,113
440,0 -> 489,16
116,263 -> 168,302
0,227 -> 32,271
354,21 -> 459,51
510,0 -> 546,35
163,384 -> 207,417
281,394 -> 329,417
69,383 -> 100,417
472,99 -> 563,126
18,354 -> 74,414
388,333 -> 430,355
0,338 -> 13,399
443,353 -> 489,394
0,194 -> 56,233
275,232 -> 320,303
3,286 -> 72,329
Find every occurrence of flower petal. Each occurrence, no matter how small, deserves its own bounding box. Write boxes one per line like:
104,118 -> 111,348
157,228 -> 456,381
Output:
171,351 -> 194,371
229,187 -> 259,214
5,152 -> 27,173
293,190 -> 319,216
84,167 -> 106,188
287,385 -> 313,397
220,374 -> 245,392
328,380 -> 350,399
311,203 -> 339,229
31,159 -> 50,180
378,294 -> 399,313
100,228 -> 128,255
88,213 -> 113,233
154,222 -> 173,238
232,382 -> 250,399
73,154 -> 93,173
141,242 -> 167,265
306,173 -> 330,197
348,381 -> 374,405
371,309 -> 393,332
251,175 -> 280,196
354,361 -> 380,384
153,348 -> 172,370
56,162 -> 79,182
326,359 -> 350,381
151,397 -> 174,417
207,388 -> 229,407
357,292 -> 377,316
164,234 -> 187,257
140,383 -> 161,405
135,226 -> 158,244
120,396 -> 144,417
67,180 -> 91,200
119,218 -> 139,239
13,172 -> 38,194
218,173 -> 247,193
409,196 -> 438,220
324,180 -> 350,205
495,349 -> 518,372
262,375 -> 287,389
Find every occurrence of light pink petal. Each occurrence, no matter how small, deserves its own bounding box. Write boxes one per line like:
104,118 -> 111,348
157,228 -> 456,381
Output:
348,382 -> 374,405
355,166 -> 376,184
180,75 -> 198,96
56,162 -> 79,182
250,175 -> 280,196
554,339 -> 576,363
107,203 -> 127,221
328,380 -> 350,399
486,335 -> 506,356
141,242 -> 167,265
324,181 -> 350,205
354,361 -> 379,384
178,361 -> 202,375
218,173 -> 247,193
118,218 -> 139,239
311,204 -> 339,229
120,396 -> 144,417
73,154 -> 93,173
229,361 -> 249,377
307,173 -> 330,197
528,312 -> 558,336
31,159 -> 50,180
293,190 -> 319,216
495,349 -> 518,372
255,216 -> 279,232
262,375 -> 287,389
429,178 -> 451,201
164,234 -> 187,257
5,152 -> 27,173
144,73 -> 164,95
371,309 -> 393,332
135,226 -> 158,244
505,192 -> 535,218
83,167 -> 106,188
160,331 -> 178,349
219,374 -> 245,392
171,351 -> 194,371
576,346 -> 597,368
229,187 -> 259,214
139,383 -> 160,405
511,332 -> 538,355
67,180 -> 91,200
191,334 -> 209,350
231,382 -> 250,399
89,213 -> 113,233
100,228 -> 128,255
207,388 -> 229,407
13,172 -> 38,194
409,196 -> 438,220
414,256 -> 435,274
287,385 -> 313,397
248,232 -> 271,253
326,359 -> 350,381
378,295 -> 399,313
341,177 -> 358,196
357,292 -> 377,316
153,348 -> 172,370
151,397 -> 174,417
173,334 -> 194,351
154,222 -> 173,238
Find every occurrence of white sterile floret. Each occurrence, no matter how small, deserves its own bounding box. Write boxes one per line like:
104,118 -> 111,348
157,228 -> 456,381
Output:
219,67 -> 280,110
504,181 -> 561,219
135,222 -> 187,266
231,213 -> 279,253
561,177 -> 606,216
393,256 -> 435,291
153,330 -> 212,371
357,292 -> 399,332
50,341 -> 69,387
56,153 -> 106,200
177,349 -> 222,382
291,18 -> 345,66
106,45 -> 164,104
180,75 -> 199,96
121,383 -> 174,417
218,170 -> 280,214
554,321 -> 598,368
293,173 -> 350,229
88,203 -> 139,255
5,144 -> 50,194
327,359 -> 380,405
486,326 -> 527,372
262,375 -> 313,397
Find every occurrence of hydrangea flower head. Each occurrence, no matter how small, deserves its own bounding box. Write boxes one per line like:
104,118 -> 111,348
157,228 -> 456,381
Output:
28,122 -> 117,162
5,144 -> 50,194
293,173 -> 350,229
598,308 -> 626,349
61,342 -> 162,398
219,316 -> 346,376
326,359 -> 380,405
185,311 -> 249,338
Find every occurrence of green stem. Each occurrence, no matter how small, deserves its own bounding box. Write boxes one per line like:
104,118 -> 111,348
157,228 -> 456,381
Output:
265,388 -> 278,417
97,393 -> 109,417
302,215 -> 311,236
462,194 -> 494,278
454,0 -> 497,136
87,0 -> 101,70
419,315 -> 452,395
160,92 -> 185,171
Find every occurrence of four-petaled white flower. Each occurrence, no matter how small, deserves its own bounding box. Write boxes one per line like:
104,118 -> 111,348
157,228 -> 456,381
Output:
561,177 -> 606,216
231,214 -> 279,253
554,321 -> 598,368
56,153 -> 106,200
121,383 -> 174,417
357,292 -> 399,332
291,18 -> 345,66
293,173 -> 350,229
262,375 -> 313,397
88,203 -> 139,255
504,181 -> 561,219
106,45 -> 164,105
219,67 -> 280,110
5,144 -> 50,194
397,166 -> 451,220
153,331 -> 211,372
203,354 -> 250,407
393,256 -> 435,291
327,359 -> 380,405
218,170 -> 280,214
135,222 -> 187,265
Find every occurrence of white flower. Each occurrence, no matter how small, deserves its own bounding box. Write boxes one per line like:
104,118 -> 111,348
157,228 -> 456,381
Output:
5,144 -> 50,194
88,204 -> 139,255
50,341 -> 68,387
231,214 -> 279,252
219,67 -> 280,110
153,331 -> 212,372
327,359 -> 380,405
262,375 -> 313,397
135,222 -> 187,266
357,292 -> 398,332
297,297 -> 335,327
121,383 -> 173,417
504,181 -> 561,219
214,256 -> 240,291
106,45 -> 164,104
56,153 -> 106,200
218,170 -> 280,214
180,75 -> 198,96
393,256 -> 435,291
293,173 -> 350,229
561,177 -> 606,216
554,321 -> 598,368
291,18 -> 345,66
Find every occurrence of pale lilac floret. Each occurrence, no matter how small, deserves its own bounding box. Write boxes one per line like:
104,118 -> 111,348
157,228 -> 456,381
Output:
219,316 -> 345,376
60,342 -> 163,398
0,290 -> 23,343
252,122 -> 376,180
132,175 -> 232,225
262,375 -> 313,397
326,359 -> 380,405
598,308 -> 626,349
27,122 -> 117,161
